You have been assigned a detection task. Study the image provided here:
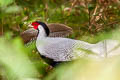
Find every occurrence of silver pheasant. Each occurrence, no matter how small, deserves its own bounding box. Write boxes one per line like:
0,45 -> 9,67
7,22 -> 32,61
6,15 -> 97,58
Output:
29,21 -> 120,62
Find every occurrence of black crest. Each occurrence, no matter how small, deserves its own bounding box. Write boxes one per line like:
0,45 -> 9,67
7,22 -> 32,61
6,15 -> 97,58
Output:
36,21 -> 50,36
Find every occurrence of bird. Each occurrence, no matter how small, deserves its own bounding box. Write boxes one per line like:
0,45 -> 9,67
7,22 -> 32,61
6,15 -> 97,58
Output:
28,21 -> 120,66
28,21 -> 97,66
20,23 -> 73,44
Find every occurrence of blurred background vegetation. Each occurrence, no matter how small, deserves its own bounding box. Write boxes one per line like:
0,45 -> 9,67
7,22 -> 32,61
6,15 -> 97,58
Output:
1,0 -> 120,80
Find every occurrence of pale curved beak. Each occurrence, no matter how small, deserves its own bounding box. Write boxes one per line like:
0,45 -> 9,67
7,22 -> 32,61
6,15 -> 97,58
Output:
28,24 -> 33,28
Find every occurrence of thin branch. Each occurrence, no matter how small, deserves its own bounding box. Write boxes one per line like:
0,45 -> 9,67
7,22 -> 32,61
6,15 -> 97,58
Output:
91,5 -> 98,21
1,18 -> 3,35
1,27 -> 3,35
68,0 -> 78,15
43,0 -> 48,21
106,21 -> 120,26
88,2 -> 99,31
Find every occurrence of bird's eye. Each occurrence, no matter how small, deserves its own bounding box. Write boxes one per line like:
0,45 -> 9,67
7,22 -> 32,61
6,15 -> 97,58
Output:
34,24 -> 37,26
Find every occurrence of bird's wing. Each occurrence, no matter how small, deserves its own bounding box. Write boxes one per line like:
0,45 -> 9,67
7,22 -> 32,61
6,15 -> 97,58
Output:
49,31 -> 71,37
20,28 -> 38,43
48,23 -> 73,37
21,23 -> 73,44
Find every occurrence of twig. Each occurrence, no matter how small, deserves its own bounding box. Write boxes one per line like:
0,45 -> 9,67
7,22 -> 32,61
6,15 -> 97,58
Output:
1,26 -> 3,35
1,19 -> 3,35
43,0 -> 48,21
106,21 -> 120,26
88,4 -> 98,30
68,0 -> 78,15
88,7 -> 91,27
90,5 -> 98,22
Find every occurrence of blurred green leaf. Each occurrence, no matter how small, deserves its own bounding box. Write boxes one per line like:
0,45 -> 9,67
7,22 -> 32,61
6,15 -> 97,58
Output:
0,0 -> 14,7
5,5 -> 22,13
0,37 -> 39,80
45,57 -> 120,80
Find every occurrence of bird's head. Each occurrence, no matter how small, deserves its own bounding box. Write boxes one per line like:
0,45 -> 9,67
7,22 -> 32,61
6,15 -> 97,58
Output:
29,21 -> 50,36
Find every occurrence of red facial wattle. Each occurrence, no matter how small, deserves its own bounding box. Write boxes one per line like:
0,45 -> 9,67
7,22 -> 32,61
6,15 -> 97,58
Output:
31,22 -> 39,29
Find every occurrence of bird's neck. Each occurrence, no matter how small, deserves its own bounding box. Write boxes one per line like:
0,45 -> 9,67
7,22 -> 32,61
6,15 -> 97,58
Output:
36,30 -> 48,50
37,29 -> 47,40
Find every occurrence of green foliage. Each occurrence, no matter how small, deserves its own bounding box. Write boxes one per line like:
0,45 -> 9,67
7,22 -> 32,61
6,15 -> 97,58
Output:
5,5 -> 22,13
0,0 -> 13,7
45,57 -> 120,80
0,36 -> 39,80
1,0 -> 120,80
